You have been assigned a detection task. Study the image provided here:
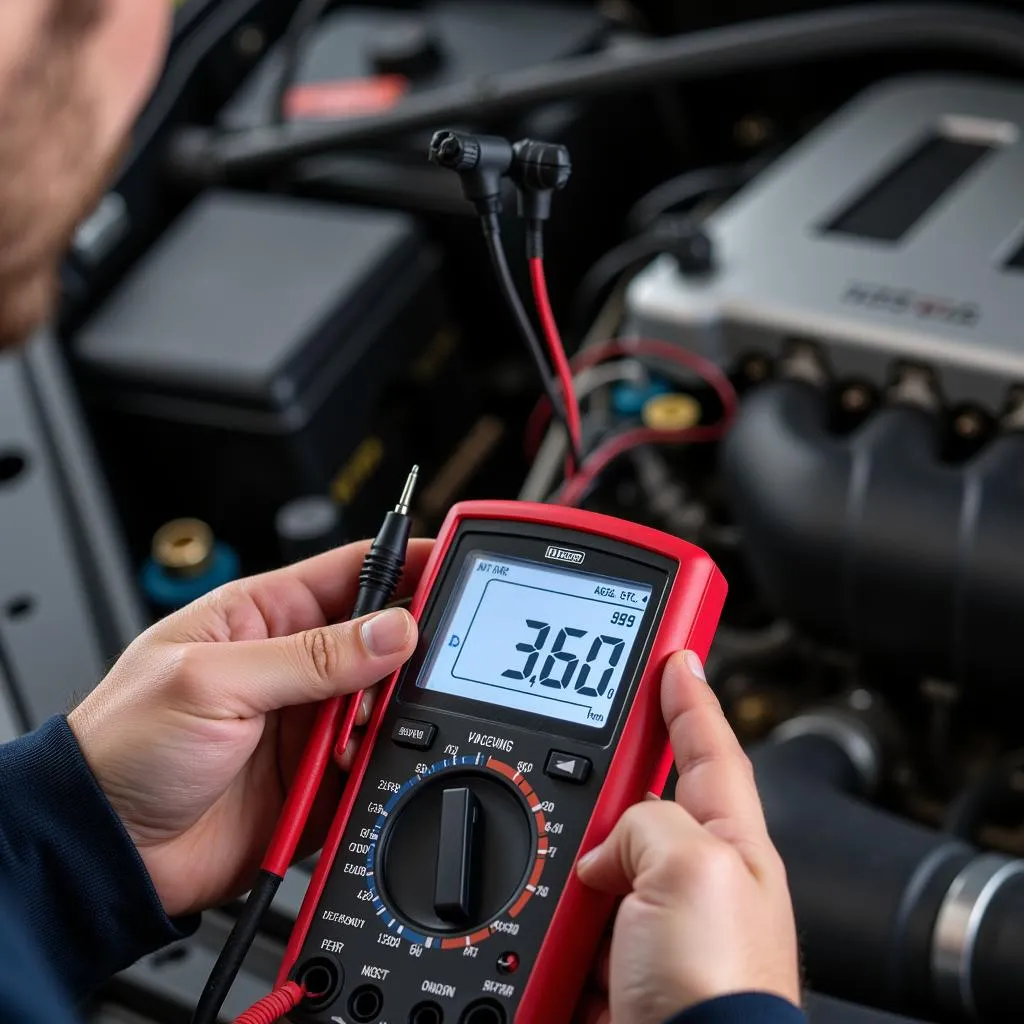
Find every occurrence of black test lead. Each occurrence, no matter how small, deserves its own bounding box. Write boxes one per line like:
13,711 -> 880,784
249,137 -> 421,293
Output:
192,466 -> 419,1024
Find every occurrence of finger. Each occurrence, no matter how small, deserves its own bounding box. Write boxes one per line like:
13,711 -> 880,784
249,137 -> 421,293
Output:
356,687 -> 377,727
575,799 -> 708,898
155,539 -> 434,643
664,651 -> 770,850
336,733 -> 361,772
174,608 -> 417,717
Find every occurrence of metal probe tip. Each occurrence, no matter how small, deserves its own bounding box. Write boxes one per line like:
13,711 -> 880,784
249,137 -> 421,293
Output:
395,465 -> 419,515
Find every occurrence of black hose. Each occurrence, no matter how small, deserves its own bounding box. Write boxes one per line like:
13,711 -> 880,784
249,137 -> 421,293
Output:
625,159 -> 764,235
169,4 -> 1024,182
753,717 -> 1024,1022
721,379 -> 1024,691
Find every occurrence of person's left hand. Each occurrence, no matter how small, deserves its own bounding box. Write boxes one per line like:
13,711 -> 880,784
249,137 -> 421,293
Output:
68,539 -> 434,919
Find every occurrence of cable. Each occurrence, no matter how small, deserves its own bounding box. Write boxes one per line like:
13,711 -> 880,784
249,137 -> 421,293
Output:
478,212 -> 580,471
556,421 -> 724,507
190,467 -> 419,1024
569,234 -> 668,342
234,982 -> 307,1024
168,5 -> 1024,182
519,361 -> 647,503
552,341 -> 739,506
528,338 -> 737,456
528,255 -> 581,473
569,216 -> 713,343
625,158 -> 767,235
269,0 -> 332,125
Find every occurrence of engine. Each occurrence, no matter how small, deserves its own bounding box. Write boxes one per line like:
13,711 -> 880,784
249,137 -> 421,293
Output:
6,3 -> 1024,1023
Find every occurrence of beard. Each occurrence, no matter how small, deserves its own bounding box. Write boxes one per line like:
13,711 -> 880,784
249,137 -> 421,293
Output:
0,2 -> 122,347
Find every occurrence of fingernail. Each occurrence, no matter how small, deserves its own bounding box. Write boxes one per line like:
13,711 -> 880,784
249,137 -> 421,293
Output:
360,693 -> 372,719
684,650 -> 706,681
361,608 -> 411,656
577,847 -> 599,872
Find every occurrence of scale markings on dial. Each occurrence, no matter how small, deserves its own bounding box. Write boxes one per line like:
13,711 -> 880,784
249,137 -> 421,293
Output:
364,753 -> 548,949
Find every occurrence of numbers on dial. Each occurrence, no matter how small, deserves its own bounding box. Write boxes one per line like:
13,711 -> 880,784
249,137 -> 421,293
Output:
502,619 -> 550,681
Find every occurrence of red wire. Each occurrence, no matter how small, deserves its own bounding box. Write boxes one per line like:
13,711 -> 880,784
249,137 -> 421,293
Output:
526,338 -> 738,459
261,693 -> 358,876
528,257 -> 581,476
556,423 -> 724,506
545,340 -> 740,507
234,982 -> 306,1024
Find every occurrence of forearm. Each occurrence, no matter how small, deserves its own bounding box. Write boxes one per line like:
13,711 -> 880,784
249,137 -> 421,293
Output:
0,716 -> 197,999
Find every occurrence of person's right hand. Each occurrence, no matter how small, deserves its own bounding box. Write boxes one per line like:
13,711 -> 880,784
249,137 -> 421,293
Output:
575,651 -> 801,1024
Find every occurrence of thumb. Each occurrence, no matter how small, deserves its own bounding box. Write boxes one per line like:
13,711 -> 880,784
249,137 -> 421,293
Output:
175,607 -> 417,716
576,800 -> 707,897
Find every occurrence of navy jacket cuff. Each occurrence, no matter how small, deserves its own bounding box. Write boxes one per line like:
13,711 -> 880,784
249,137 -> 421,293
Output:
665,992 -> 808,1024
0,715 -> 198,999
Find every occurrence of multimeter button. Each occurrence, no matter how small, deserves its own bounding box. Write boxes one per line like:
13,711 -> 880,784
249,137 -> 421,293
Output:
392,718 -> 437,750
545,751 -> 591,783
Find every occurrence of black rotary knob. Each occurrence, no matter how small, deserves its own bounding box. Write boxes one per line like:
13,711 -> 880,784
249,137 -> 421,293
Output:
379,771 -> 534,934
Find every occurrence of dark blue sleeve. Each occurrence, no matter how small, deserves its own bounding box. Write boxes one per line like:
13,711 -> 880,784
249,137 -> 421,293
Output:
0,879 -> 82,1024
665,993 -> 808,1024
0,716 -> 198,1004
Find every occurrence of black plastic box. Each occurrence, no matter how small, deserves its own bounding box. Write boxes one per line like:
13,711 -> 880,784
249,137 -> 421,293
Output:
74,190 -> 442,567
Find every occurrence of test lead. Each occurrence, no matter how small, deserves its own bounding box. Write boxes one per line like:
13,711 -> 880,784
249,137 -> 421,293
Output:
193,468 -> 419,1024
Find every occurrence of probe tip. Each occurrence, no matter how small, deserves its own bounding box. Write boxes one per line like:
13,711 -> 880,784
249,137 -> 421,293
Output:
396,465 -> 420,514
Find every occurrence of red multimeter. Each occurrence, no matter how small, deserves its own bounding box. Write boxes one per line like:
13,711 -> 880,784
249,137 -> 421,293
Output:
278,500 -> 726,1024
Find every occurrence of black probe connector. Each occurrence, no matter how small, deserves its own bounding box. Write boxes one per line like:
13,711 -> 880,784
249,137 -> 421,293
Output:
352,466 -> 418,618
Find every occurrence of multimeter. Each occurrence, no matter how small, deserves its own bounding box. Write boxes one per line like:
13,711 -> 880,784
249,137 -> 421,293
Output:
278,500 -> 726,1024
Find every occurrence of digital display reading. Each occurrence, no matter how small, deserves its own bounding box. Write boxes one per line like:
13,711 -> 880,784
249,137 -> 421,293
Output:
418,553 -> 652,729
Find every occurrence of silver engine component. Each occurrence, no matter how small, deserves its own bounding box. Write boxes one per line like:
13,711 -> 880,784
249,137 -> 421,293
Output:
625,75 -> 1024,413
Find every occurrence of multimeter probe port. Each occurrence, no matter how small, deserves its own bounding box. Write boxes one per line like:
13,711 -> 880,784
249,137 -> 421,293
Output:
293,956 -> 342,1011
348,984 -> 385,1022
409,1001 -> 445,1024
459,1000 -> 506,1024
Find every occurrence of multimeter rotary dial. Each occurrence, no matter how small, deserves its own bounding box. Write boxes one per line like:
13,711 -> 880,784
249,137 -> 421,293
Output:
368,754 -> 550,947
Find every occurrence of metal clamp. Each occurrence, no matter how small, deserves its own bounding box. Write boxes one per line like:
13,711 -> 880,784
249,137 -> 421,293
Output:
931,853 -> 1024,1019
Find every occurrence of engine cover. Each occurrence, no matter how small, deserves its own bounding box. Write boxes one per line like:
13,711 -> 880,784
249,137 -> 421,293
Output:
625,75 -> 1024,413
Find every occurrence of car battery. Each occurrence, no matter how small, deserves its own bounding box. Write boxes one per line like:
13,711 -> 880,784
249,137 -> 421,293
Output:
74,190 -> 444,570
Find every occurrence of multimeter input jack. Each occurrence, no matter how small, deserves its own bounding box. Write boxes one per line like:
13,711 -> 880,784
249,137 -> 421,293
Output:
294,956 -> 342,1010
348,984 -> 385,1022
459,1000 -> 506,1024
409,1001 -> 444,1024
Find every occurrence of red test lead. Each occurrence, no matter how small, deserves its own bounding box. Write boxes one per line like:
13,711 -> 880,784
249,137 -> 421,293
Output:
192,467 -> 419,1024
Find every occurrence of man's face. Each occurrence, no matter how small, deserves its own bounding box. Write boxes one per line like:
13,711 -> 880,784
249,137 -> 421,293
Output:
0,1 -> 171,346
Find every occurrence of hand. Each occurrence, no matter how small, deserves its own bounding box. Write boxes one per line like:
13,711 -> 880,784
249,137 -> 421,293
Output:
576,651 -> 801,1024
68,539 -> 434,919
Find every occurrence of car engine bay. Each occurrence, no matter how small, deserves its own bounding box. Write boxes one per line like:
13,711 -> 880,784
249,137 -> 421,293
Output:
5,1 -> 1024,1021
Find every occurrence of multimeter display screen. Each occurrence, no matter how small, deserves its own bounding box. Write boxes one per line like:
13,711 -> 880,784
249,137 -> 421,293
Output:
417,552 -> 653,729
